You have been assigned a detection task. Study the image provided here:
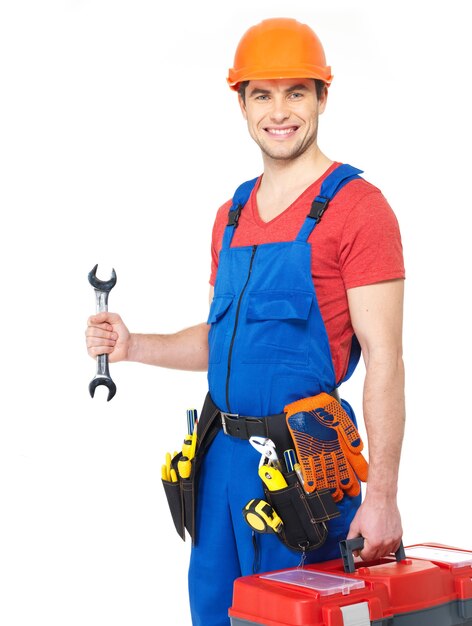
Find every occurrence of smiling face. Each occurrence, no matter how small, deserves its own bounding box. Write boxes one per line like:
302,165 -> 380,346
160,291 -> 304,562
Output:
238,78 -> 327,163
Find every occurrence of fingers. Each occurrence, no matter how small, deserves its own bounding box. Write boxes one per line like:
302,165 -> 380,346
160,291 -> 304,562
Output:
86,333 -> 117,357
360,537 -> 402,561
87,327 -> 117,341
346,521 -> 362,557
346,519 -> 401,561
346,532 -> 402,561
86,313 -> 119,357
86,330 -> 117,349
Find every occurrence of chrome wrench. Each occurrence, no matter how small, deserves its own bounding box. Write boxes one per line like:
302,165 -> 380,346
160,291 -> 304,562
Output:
88,264 -> 117,401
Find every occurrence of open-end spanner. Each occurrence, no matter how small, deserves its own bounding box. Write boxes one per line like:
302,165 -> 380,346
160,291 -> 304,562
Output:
88,264 -> 117,401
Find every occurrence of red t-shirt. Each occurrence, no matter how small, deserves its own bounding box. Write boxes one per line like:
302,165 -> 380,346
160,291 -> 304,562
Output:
210,163 -> 405,383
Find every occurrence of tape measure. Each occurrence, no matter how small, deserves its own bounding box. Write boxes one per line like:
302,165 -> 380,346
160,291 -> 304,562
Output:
242,499 -> 283,534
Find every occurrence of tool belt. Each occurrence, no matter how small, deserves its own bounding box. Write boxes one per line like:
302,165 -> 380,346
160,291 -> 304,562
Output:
219,388 -> 340,447
162,392 -> 340,551
215,392 -> 341,552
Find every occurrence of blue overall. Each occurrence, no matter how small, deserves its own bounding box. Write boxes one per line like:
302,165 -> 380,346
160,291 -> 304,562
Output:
189,164 -> 364,626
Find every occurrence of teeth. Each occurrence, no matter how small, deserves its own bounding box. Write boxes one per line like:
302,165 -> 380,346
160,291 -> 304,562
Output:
267,127 -> 296,135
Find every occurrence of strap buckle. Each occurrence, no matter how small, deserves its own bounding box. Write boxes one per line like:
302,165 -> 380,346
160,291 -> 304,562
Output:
227,204 -> 242,228
307,197 -> 329,223
221,411 -> 239,435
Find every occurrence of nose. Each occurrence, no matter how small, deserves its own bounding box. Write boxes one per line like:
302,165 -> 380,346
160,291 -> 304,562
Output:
269,95 -> 290,123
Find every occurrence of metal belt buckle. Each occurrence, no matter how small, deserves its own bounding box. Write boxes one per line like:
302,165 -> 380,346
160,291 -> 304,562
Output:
221,411 -> 239,435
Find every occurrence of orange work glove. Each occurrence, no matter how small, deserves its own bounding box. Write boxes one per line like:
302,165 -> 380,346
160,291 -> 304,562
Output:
285,393 -> 368,502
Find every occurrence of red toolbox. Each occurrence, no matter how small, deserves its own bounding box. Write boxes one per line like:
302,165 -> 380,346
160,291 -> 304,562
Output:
229,542 -> 472,625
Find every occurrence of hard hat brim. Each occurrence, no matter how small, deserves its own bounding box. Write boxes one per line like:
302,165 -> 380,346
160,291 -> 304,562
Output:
227,65 -> 333,91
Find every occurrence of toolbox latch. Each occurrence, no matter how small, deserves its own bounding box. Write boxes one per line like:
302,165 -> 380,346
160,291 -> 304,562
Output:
340,602 -> 371,626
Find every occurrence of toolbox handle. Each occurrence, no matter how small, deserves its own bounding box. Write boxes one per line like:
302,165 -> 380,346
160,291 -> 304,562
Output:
339,537 -> 406,573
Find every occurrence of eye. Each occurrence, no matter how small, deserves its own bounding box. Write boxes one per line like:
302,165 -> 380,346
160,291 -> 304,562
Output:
289,92 -> 303,100
255,94 -> 270,101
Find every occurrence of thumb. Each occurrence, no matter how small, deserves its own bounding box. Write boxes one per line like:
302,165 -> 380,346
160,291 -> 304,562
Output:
346,525 -> 360,542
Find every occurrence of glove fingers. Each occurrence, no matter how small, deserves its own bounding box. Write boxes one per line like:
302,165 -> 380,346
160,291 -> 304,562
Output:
344,479 -> 361,498
335,448 -> 361,498
304,451 -> 339,494
313,453 -> 332,492
339,438 -> 369,482
339,448 -> 362,498
323,399 -> 364,454
287,411 -> 338,494
329,452 -> 345,502
350,453 -> 369,482
334,447 -> 358,491
284,393 -> 332,416
300,454 -> 316,492
323,452 -> 343,500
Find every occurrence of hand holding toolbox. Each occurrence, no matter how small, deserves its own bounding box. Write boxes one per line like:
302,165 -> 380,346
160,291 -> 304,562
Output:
229,539 -> 472,625
339,536 -> 405,573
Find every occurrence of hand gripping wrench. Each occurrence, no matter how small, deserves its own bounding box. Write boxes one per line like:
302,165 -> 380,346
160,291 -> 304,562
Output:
88,264 -> 117,401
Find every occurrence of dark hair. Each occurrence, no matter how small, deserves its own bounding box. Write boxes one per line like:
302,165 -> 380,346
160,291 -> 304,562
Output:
238,79 -> 326,104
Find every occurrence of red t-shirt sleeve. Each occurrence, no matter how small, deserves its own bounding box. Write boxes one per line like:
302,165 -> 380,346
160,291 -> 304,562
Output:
339,190 -> 405,289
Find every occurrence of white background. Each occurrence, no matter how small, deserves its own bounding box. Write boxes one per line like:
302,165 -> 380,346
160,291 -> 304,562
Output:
1,0 -> 471,624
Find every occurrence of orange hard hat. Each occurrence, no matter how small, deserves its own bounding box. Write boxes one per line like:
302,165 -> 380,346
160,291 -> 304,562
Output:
227,17 -> 333,91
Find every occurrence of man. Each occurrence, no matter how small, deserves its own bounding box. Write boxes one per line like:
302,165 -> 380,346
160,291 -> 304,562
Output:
86,18 -> 405,626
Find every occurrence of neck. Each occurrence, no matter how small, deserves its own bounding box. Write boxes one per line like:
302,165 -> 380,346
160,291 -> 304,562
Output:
254,146 -> 334,223
260,145 -> 333,197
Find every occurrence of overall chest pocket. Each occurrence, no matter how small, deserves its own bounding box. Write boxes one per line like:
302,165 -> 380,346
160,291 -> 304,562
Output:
207,295 -> 234,365
242,290 -> 314,365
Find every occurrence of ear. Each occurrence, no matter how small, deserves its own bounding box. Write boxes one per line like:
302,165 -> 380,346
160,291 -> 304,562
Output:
318,86 -> 328,115
238,94 -> 248,120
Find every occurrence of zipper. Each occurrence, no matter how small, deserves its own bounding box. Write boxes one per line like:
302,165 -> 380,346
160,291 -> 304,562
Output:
225,244 -> 258,412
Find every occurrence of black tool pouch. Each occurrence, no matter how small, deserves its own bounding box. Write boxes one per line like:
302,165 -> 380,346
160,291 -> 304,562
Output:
161,451 -> 198,540
161,394 -> 220,544
263,472 -> 340,552
161,461 -> 185,540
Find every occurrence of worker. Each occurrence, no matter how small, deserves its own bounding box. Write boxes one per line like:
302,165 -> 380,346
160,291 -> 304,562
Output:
85,17 -> 405,626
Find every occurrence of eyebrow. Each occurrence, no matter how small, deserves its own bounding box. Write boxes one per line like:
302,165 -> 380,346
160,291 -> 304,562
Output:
248,84 -> 309,98
285,84 -> 309,93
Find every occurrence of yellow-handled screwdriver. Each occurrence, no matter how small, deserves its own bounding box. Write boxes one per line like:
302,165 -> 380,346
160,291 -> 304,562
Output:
162,452 -> 179,482
178,456 -> 192,479
161,464 -> 169,481
162,464 -> 179,482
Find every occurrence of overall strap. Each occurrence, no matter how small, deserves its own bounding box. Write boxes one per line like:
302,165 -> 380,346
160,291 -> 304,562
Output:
295,164 -> 364,243
222,177 -> 259,249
